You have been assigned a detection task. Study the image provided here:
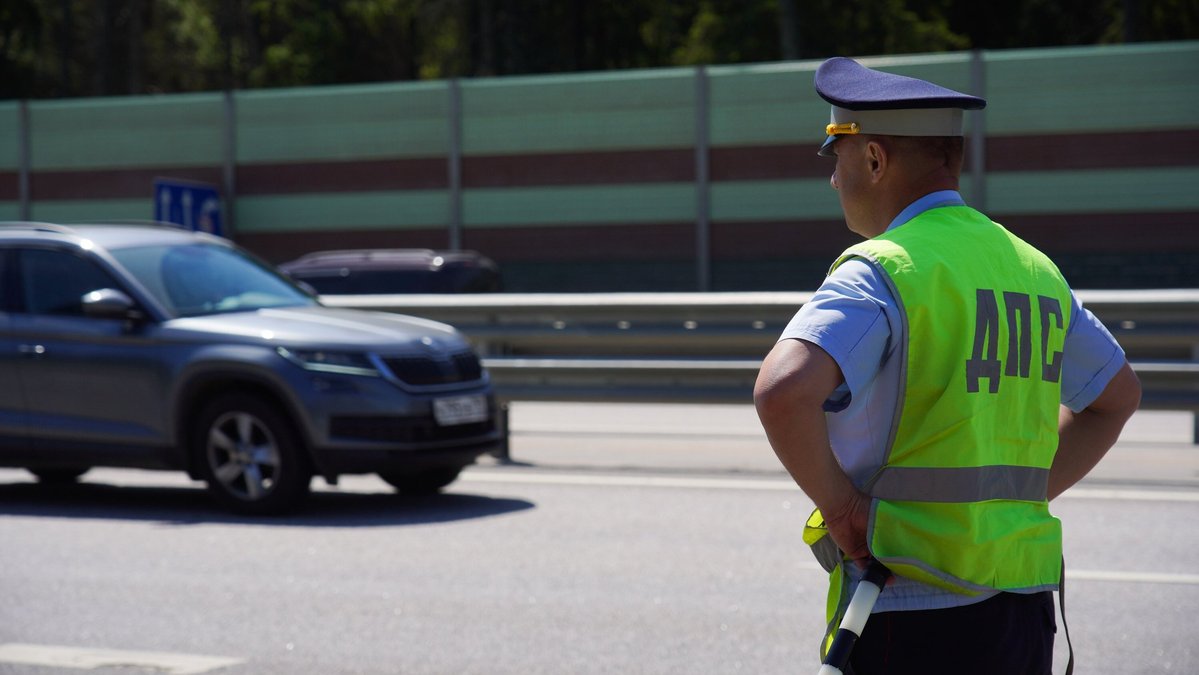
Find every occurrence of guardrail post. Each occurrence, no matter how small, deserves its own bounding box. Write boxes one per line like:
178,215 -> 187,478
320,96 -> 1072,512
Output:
447,78 -> 463,251
491,401 -> 512,463
968,49 -> 987,211
17,100 -> 30,220
222,90 -> 237,236
694,65 -> 711,292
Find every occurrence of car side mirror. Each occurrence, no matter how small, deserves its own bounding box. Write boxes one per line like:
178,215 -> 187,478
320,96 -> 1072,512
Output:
295,280 -> 319,297
82,288 -> 144,322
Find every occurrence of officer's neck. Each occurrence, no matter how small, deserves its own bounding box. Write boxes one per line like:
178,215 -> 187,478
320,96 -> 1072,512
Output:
863,167 -> 960,238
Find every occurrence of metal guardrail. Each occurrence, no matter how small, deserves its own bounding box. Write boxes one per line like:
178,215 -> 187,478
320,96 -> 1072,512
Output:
475,357 -> 1199,410
323,290 -> 1199,416
325,291 -> 812,358
477,357 -> 762,404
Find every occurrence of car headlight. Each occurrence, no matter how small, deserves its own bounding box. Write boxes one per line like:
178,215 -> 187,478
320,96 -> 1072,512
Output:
277,347 -> 379,377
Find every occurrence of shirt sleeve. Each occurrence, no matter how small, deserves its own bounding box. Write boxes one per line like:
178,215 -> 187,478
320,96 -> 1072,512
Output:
1060,291 -> 1127,412
778,259 -> 895,412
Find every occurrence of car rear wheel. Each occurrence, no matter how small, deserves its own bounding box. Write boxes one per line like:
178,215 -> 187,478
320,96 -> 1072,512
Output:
378,466 -> 462,495
28,467 -> 89,484
193,393 -> 311,515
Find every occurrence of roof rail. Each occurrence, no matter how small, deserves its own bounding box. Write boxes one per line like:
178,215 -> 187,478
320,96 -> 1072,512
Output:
65,219 -> 190,230
0,221 -> 77,235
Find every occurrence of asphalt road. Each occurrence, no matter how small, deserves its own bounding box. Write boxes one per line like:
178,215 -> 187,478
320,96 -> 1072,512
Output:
1,404 -> 1196,674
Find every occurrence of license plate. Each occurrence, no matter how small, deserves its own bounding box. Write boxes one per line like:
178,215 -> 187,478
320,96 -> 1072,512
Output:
433,394 -> 489,426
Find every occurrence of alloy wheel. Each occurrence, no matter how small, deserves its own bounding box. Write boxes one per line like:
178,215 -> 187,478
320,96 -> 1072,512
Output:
206,410 -> 281,502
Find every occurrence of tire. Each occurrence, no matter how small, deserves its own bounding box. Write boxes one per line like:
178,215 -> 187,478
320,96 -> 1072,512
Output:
378,466 -> 462,495
28,467 -> 89,484
192,393 -> 311,515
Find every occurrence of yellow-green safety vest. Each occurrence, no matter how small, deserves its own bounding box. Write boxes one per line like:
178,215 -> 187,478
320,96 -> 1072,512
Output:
831,205 -> 1072,594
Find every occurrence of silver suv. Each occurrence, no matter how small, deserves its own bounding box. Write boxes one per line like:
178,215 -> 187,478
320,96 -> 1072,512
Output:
0,222 -> 502,514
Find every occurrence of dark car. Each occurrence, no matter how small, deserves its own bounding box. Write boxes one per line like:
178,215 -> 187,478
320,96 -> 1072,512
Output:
279,249 -> 503,295
0,222 -> 503,514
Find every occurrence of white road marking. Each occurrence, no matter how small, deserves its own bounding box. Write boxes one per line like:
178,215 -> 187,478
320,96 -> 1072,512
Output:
793,562 -> 1199,587
1069,570 -> 1199,585
464,471 -> 797,491
461,470 -> 1199,502
0,643 -> 243,674
1060,487 -> 1199,502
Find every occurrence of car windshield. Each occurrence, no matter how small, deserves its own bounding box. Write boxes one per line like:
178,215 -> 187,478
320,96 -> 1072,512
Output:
110,242 -> 315,317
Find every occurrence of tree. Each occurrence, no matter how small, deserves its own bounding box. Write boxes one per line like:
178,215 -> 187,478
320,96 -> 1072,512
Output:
0,0 -> 1193,100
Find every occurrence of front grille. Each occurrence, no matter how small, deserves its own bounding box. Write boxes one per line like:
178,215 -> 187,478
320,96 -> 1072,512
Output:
330,416 -> 495,443
380,350 -> 483,387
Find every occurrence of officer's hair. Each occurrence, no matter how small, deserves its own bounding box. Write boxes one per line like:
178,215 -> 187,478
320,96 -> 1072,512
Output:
889,136 -> 965,176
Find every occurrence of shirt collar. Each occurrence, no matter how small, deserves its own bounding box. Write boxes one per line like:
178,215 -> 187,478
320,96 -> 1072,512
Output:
885,190 -> 965,232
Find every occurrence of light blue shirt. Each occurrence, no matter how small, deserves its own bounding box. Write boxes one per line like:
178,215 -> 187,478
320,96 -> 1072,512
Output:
780,190 -> 1127,612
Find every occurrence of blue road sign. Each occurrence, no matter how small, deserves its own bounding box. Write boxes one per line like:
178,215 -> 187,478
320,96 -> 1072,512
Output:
153,178 -> 223,236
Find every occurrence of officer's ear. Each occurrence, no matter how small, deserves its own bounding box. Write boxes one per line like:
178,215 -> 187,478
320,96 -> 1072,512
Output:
865,139 -> 888,182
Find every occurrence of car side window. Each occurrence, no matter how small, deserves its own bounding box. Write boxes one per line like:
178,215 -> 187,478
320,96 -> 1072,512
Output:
18,248 -> 120,317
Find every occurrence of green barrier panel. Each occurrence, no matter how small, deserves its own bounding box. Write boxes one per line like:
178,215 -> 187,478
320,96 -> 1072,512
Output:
708,62 -> 817,147
462,183 -> 695,226
29,93 -> 225,170
985,42 -> 1199,135
236,81 -> 450,163
462,69 -> 696,155
989,166 -> 1199,214
235,191 -> 450,233
30,198 -> 151,222
0,102 -> 20,171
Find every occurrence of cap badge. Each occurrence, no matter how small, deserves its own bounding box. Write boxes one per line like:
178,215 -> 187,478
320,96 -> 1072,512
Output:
825,122 -> 860,137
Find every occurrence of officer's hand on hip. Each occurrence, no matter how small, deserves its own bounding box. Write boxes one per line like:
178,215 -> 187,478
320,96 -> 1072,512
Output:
824,489 -> 872,563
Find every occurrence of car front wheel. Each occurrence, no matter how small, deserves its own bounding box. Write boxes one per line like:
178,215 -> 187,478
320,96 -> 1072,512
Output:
378,466 -> 462,495
193,393 -> 311,515
28,467 -> 89,484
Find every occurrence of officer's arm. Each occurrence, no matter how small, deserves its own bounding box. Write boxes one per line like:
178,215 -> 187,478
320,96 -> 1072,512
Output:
755,338 -> 871,560
1048,361 -> 1142,500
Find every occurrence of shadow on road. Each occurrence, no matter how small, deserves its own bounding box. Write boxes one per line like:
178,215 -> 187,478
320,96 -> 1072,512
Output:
0,479 -> 535,527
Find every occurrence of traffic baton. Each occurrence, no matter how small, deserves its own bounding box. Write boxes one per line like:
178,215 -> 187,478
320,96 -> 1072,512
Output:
817,559 -> 891,675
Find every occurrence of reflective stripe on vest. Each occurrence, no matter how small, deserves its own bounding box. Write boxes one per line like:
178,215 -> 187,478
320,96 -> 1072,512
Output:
869,465 -> 1049,503
832,206 -> 1071,595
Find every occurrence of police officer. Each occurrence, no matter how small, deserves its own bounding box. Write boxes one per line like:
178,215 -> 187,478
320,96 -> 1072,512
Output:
754,57 -> 1142,674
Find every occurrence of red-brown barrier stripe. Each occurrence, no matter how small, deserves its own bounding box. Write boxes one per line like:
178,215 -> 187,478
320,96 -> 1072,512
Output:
999,212 -> 1199,253
986,129 -> 1199,172
30,166 -> 224,200
238,157 -> 448,194
711,213 -> 1199,260
17,129 -> 1199,201
711,219 -> 857,260
461,144 -> 830,186
461,222 -> 697,261
711,144 -> 827,180
463,148 -> 695,187
0,171 -> 17,201
713,213 -> 1199,260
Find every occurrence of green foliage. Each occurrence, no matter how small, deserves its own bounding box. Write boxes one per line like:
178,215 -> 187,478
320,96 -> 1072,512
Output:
151,0 -> 225,92
794,0 -> 967,57
1139,0 -> 1199,41
0,0 -> 46,96
0,0 -> 1194,99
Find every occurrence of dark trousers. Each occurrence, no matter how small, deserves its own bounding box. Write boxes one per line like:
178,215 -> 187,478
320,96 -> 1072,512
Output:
849,590 -> 1056,675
